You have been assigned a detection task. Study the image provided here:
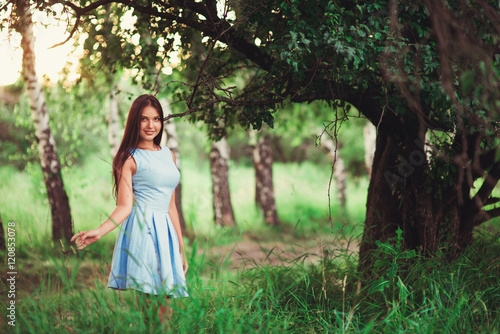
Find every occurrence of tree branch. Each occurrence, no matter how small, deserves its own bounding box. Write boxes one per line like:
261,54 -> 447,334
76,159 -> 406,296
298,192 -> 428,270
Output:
164,98 -> 219,122
485,197 -> 500,206
49,14 -> 80,49
60,0 -> 208,33
56,0 -> 273,71
473,207 -> 500,227
163,90 -> 338,122
471,161 -> 500,211
204,0 -> 219,23
62,0 -> 113,14
175,0 -> 211,18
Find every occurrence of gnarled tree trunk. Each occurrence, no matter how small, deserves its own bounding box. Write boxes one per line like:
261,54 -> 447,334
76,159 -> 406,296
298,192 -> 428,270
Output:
360,115 -> 450,267
252,133 -> 279,226
358,110 -> 499,270
15,2 -> 73,242
360,129 -> 416,268
210,136 -> 235,226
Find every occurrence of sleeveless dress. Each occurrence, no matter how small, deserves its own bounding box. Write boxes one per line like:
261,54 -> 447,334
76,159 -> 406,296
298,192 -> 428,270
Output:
107,147 -> 188,297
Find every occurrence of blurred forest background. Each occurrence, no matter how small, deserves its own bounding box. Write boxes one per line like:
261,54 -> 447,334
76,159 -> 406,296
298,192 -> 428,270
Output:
1,0 -> 500,333
0,76 -> 370,244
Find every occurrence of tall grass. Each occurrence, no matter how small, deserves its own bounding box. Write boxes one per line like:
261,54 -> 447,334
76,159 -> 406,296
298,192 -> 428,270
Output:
2,227 -> 498,333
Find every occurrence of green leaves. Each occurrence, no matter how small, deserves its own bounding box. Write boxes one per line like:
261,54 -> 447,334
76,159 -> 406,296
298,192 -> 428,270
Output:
369,228 -> 416,295
240,106 -> 275,131
369,279 -> 390,293
461,70 -> 476,96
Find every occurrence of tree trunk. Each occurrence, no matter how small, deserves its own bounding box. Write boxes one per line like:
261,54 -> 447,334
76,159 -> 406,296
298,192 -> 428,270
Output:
161,99 -> 188,236
358,121 -> 482,270
15,2 -> 73,242
334,154 -> 347,210
210,137 -> 236,226
108,87 -> 120,157
252,133 -> 279,226
0,215 -> 5,252
359,130 -> 411,269
321,136 -> 347,210
363,122 -> 376,178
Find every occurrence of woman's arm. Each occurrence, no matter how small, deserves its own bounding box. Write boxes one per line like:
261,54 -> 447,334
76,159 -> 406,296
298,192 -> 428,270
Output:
71,156 -> 136,249
168,150 -> 189,275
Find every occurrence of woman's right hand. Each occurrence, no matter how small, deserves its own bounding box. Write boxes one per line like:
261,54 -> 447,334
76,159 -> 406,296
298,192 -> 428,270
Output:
71,229 -> 102,250
182,250 -> 189,276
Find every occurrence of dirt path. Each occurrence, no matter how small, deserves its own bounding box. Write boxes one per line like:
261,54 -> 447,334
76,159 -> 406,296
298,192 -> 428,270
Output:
203,236 -> 359,270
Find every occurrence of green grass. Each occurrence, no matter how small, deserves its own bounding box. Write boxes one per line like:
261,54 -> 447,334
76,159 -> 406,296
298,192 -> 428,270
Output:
1,228 -> 499,333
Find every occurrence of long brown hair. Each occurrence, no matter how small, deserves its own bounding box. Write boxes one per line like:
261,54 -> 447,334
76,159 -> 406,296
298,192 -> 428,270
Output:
112,94 -> 164,198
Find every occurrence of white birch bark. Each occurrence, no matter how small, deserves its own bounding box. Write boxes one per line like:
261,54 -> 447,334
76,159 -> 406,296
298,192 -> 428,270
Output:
251,131 -> 279,225
108,88 -> 120,156
322,136 -> 347,209
15,2 -> 73,241
210,136 -> 235,226
160,99 -> 187,234
364,122 -> 376,178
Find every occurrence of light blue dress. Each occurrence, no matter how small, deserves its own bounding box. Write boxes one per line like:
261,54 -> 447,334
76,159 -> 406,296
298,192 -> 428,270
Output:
107,147 -> 188,297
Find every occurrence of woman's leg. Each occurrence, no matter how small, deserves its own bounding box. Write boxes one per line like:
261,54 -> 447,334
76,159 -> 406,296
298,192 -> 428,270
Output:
158,297 -> 172,324
135,291 -> 172,324
135,291 -> 153,324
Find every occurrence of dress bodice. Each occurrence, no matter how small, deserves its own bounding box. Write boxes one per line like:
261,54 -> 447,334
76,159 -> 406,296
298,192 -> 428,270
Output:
131,147 -> 180,213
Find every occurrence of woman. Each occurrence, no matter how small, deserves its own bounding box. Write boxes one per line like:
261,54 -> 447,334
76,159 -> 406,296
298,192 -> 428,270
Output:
71,94 -> 188,322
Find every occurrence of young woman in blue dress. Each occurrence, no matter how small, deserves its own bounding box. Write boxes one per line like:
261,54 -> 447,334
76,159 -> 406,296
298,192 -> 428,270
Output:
71,94 -> 188,323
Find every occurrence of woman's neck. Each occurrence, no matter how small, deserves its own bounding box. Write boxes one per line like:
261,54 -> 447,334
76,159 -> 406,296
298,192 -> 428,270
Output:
137,142 -> 160,151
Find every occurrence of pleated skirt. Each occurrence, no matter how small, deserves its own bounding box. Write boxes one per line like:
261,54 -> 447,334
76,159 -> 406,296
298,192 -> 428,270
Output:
107,206 -> 188,297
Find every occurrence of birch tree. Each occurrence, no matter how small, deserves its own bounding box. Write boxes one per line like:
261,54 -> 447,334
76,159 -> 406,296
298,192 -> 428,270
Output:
251,131 -> 279,226
210,136 -> 236,226
321,136 -> 347,210
161,99 -> 188,235
363,123 -> 376,178
13,0 -> 73,242
107,87 -> 120,156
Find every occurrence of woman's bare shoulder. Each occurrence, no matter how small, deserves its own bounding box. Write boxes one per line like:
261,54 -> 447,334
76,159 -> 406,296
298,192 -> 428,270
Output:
122,154 -> 137,175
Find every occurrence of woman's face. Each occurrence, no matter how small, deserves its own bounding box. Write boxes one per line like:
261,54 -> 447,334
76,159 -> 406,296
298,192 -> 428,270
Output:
138,105 -> 162,144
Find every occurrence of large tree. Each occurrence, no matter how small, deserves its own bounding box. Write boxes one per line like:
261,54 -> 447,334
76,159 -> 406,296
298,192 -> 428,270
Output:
14,0 -> 500,265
